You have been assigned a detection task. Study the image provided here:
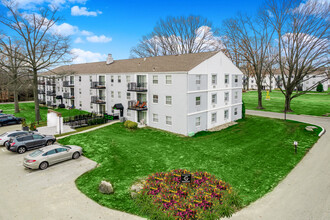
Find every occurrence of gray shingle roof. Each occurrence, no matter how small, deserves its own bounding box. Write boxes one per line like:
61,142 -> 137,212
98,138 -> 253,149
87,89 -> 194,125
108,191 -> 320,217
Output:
42,51 -> 218,75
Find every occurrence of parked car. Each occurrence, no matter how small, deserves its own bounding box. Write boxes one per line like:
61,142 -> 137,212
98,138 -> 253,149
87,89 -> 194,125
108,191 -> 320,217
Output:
23,144 -> 82,170
0,115 -> 22,127
0,131 -> 33,146
6,133 -> 56,154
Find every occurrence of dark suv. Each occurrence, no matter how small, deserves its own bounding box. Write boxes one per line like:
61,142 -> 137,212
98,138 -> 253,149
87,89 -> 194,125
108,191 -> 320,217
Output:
0,115 -> 22,127
6,133 -> 56,154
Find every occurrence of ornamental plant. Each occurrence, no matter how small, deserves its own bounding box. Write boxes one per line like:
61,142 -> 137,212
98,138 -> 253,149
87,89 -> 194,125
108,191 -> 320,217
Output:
134,169 -> 242,219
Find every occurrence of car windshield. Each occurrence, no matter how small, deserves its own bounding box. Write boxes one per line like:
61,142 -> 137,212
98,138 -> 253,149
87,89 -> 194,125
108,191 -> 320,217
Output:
0,132 -> 8,137
29,150 -> 43,157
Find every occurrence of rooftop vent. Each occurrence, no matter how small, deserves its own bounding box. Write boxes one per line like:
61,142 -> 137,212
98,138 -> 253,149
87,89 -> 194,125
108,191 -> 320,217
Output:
106,54 -> 114,65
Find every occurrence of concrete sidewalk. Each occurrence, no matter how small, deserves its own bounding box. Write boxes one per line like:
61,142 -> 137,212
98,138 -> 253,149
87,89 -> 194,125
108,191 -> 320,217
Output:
229,110 -> 330,220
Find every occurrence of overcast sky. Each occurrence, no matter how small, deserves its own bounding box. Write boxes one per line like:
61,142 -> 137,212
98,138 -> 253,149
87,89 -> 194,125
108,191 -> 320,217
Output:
1,0 -> 267,64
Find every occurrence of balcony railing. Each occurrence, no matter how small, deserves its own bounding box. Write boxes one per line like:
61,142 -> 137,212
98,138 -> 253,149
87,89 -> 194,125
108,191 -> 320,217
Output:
63,81 -> 74,87
91,96 -> 106,104
46,80 -> 56,86
46,91 -> 56,96
38,90 -> 45,94
38,80 -> 45,85
39,99 -> 46,105
63,93 -> 75,99
127,82 -> 147,92
127,100 -> 148,111
91,81 -> 106,89
46,101 -> 56,107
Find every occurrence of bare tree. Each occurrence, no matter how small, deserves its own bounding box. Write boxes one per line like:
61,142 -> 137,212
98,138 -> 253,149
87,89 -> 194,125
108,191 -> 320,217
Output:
265,0 -> 330,112
130,15 -> 222,58
222,11 -> 274,109
0,1 -> 71,122
264,45 -> 278,92
0,35 -> 29,113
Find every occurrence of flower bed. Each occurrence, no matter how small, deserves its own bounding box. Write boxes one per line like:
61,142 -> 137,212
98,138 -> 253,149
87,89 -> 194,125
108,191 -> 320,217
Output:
134,169 -> 242,219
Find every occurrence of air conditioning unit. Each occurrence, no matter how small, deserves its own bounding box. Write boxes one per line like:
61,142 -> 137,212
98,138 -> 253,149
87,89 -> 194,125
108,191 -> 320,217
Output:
213,104 -> 216,108
213,85 -> 216,89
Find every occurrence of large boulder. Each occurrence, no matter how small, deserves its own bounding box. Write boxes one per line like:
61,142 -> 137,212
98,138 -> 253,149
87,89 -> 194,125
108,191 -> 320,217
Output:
99,180 -> 114,194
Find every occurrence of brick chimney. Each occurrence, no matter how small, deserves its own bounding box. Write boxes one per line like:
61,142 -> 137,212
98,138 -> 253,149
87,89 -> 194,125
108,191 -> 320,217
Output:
106,54 -> 113,65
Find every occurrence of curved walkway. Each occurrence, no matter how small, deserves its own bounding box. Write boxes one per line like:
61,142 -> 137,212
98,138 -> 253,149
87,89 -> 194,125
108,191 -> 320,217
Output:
229,110 -> 330,220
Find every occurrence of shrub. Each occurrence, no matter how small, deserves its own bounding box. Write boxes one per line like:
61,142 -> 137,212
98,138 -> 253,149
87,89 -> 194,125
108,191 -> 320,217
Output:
134,169 -> 242,220
127,121 -> 138,129
29,122 -> 37,131
242,101 -> 246,119
124,120 -> 131,128
316,83 -> 324,92
21,118 -> 27,127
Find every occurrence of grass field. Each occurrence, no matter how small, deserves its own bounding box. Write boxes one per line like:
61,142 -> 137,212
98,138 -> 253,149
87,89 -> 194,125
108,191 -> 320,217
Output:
58,116 -> 321,217
243,91 -> 330,116
0,102 -> 88,124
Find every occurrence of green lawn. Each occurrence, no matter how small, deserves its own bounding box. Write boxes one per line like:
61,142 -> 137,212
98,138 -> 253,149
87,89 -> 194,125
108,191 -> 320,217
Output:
0,102 -> 88,124
58,116 -> 321,217
243,91 -> 330,116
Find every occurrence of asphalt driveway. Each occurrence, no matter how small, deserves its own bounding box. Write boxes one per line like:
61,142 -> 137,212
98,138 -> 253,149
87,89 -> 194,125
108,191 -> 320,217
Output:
0,124 -> 144,220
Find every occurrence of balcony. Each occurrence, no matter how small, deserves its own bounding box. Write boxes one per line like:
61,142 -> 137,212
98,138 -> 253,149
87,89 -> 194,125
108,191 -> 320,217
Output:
127,82 -> 147,92
63,93 -> 75,99
91,96 -> 106,104
38,90 -> 45,94
38,80 -> 45,85
46,80 -> 56,86
63,81 -> 74,87
39,99 -> 46,105
128,100 -> 148,111
46,101 -> 56,107
46,91 -> 56,96
91,81 -> 106,89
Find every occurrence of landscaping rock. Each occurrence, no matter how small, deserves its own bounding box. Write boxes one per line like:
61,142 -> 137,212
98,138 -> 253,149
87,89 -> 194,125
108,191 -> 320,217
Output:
130,179 -> 146,199
305,126 -> 317,131
99,181 -> 114,194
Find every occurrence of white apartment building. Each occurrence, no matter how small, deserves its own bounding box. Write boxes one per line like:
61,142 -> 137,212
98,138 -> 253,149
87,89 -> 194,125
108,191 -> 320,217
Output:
38,51 -> 243,136
247,71 -> 329,91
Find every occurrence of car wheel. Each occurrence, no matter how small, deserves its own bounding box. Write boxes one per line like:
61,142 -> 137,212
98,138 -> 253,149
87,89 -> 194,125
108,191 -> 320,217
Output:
72,152 -> 80,159
17,146 -> 26,154
39,161 -> 48,170
46,140 -> 53,146
0,123 -> 2,127
3,141 -> 8,146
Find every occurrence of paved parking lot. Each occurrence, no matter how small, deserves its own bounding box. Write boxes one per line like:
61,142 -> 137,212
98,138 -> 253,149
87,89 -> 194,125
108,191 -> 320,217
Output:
0,125 -> 144,220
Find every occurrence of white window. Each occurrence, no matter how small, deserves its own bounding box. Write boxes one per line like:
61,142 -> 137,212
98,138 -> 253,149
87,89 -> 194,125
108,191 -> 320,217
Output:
90,90 -> 92,95
79,76 -> 81,82
196,75 -> 201,84
79,88 -> 81,94
166,75 -> 172,84
166,96 -> 172,105
224,110 -> 229,119
127,92 -> 131,100
127,110 -> 131,117
196,96 -> 201,106
153,114 -> 158,122
153,75 -> 158,84
111,91 -> 114,98
89,76 -> 92,82
166,116 -> 172,125
212,74 -> 217,84
111,76 -> 114,83
234,108 -> 238,115
118,91 -> 121,98
126,75 -> 131,83
251,80 -> 254,83
211,113 -> 217,123
224,92 -> 229,102
57,87 -> 60,92
235,91 -> 238,99
196,117 -> 201,126
225,74 -> 229,84
90,103 -> 93,109
235,75 -> 238,83
212,94 -> 217,104
153,95 -> 158,104
118,76 -> 121,83
79,101 -> 82,107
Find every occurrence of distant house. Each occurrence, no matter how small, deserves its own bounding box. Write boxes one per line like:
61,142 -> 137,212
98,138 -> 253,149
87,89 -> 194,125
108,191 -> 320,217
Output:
38,51 -> 243,136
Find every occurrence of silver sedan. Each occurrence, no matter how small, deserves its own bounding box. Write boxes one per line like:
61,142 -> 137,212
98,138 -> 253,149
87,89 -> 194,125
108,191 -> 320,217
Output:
23,144 -> 83,170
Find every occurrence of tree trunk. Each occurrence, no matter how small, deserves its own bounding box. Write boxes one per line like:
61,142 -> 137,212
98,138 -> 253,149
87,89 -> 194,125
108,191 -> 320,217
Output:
269,74 -> 272,92
247,76 -> 249,90
33,69 -> 41,123
284,92 -> 293,112
257,86 -> 264,109
14,89 -> 20,113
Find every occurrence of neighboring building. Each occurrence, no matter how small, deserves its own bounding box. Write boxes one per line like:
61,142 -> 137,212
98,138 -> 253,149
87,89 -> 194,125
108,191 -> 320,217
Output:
246,70 -> 329,91
38,51 -> 243,136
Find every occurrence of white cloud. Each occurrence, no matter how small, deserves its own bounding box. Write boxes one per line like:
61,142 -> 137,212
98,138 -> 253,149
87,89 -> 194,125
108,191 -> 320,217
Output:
71,6 -> 102,16
74,37 -> 84,43
71,48 -> 107,64
2,0 -> 88,9
51,22 -> 79,36
86,35 -> 112,43
80,30 -> 93,36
